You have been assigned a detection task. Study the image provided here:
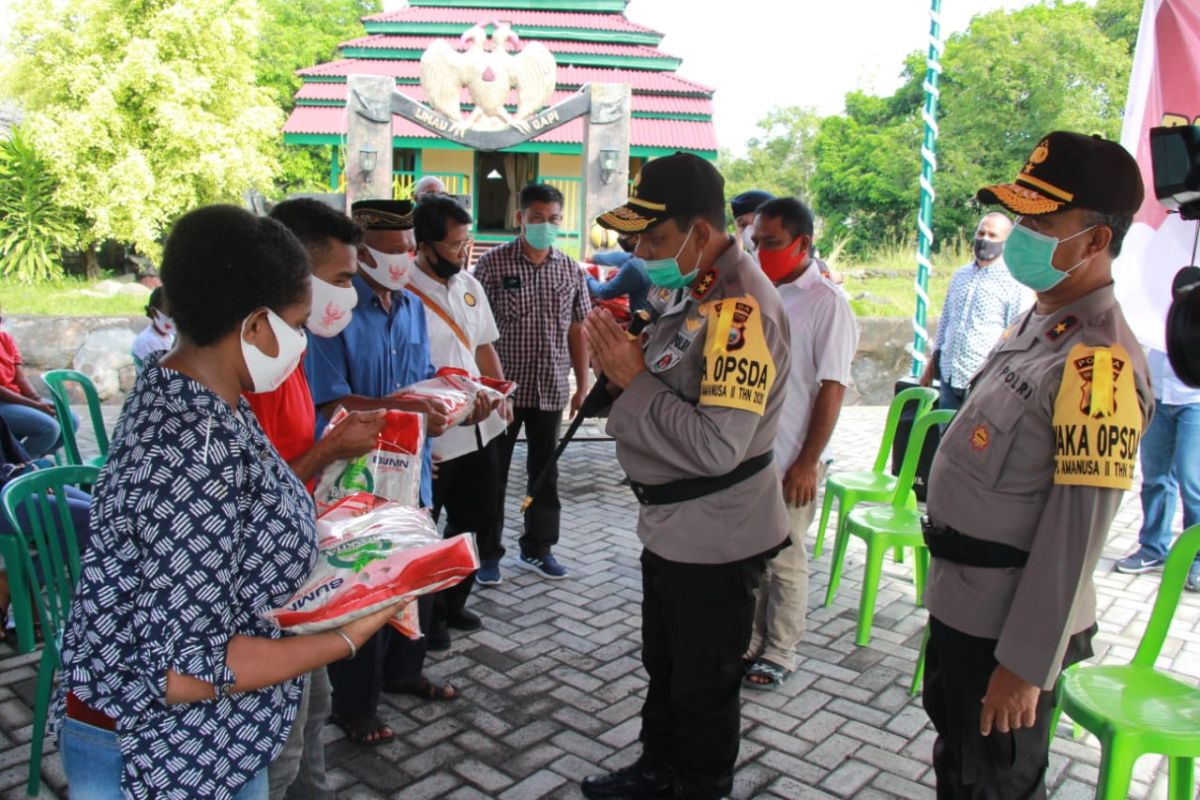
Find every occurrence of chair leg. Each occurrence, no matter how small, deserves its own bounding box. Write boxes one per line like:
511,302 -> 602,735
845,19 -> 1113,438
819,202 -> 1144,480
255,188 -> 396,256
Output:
1094,740 -> 1137,800
909,623 -> 929,696
893,546 -> 904,564
855,540 -> 886,646
913,548 -> 929,608
814,491 -> 835,559
1167,756 -> 1194,800
823,513 -> 853,607
1,539 -> 35,654
26,647 -> 55,797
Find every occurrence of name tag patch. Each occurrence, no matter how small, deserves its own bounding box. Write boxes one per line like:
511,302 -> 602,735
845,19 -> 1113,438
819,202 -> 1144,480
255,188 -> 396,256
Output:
1052,343 -> 1142,489
698,296 -> 775,415
502,276 -> 522,291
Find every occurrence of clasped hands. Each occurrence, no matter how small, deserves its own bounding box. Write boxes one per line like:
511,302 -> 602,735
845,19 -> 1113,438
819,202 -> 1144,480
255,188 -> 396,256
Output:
581,308 -> 645,391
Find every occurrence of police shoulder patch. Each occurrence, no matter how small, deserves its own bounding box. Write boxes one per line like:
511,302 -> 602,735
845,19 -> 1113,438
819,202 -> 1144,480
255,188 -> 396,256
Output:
698,294 -> 776,415
1052,343 -> 1142,489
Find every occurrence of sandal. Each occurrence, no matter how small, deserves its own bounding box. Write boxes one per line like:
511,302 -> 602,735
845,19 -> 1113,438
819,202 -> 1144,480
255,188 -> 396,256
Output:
743,659 -> 791,691
383,674 -> 458,701
332,714 -> 394,746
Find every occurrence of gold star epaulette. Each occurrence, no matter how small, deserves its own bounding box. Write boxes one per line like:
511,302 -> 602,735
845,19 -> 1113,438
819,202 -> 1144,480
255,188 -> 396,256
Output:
690,268 -> 718,301
1045,314 -> 1078,342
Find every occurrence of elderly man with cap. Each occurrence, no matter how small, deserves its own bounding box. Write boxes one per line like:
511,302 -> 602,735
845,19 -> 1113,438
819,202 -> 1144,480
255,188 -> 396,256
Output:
580,154 -> 792,800
304,198 -> 462,747
920,132 -> 1153,798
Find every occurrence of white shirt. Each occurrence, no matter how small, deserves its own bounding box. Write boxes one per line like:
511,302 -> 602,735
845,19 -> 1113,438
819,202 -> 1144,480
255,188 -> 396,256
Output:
1149,348 -> 1200,406
408,266 -> 506,461
774,263 -> 859,468
131,324 -> 174,368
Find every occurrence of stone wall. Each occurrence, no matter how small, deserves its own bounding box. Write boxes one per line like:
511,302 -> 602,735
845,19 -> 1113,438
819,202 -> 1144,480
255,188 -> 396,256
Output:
6,314 -> 938,406
7,315 -> 148,403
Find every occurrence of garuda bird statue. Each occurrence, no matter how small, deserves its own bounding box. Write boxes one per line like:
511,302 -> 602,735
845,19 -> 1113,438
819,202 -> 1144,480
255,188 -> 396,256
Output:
420,21 -> 557,136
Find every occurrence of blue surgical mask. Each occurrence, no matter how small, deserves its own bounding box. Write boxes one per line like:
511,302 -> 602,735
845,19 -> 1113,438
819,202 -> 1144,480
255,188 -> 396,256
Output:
523,222 -> 560,250
644,225 -> 699,289
1003,220 -> 1096,292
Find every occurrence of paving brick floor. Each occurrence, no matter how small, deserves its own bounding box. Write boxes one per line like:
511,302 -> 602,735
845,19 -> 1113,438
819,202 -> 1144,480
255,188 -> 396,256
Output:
3,406 -> 1197,798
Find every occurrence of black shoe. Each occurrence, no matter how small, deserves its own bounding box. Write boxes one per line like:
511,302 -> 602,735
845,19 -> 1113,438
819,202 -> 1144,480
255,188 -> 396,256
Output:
426,623 -> 451,652
581,759 -> 678,799
446,609 -> 482,631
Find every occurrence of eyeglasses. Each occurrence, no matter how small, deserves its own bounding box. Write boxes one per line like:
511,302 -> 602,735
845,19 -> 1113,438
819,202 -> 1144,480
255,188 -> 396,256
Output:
434,238 -> 473,256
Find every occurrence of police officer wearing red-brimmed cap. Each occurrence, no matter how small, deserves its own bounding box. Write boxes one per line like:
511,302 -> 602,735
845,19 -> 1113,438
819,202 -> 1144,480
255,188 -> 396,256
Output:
921,131 -> 1154,798
580,152 -> 792,799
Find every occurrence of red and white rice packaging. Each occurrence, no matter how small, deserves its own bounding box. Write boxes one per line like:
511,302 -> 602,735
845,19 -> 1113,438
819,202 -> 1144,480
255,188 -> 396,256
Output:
264,492 -> 479,639
392,368 -> 517,428
314,408 -> 426,514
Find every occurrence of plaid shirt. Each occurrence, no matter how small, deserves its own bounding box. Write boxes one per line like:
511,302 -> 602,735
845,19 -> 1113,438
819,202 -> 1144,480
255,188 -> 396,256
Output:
474,237 -> 591,411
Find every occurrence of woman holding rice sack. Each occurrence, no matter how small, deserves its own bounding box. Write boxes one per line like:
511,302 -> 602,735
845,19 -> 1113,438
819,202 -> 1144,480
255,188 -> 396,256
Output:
54,205 -> 402,800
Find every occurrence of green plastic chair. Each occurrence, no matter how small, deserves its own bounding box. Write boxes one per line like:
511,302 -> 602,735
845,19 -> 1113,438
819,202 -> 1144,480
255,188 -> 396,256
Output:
813,386 -> 938,559
1056,524 -> 1200,800
41,369 -> 108,468
1,465 -> 98,797
824,409 -> 955,646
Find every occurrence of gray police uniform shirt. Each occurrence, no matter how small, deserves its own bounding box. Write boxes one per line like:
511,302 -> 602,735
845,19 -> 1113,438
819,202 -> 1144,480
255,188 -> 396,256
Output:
926,283 -> 1153,690
606,238 -> 792,565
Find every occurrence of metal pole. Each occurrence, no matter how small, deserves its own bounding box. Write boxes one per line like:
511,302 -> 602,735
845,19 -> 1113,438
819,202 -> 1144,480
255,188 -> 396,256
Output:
911,0 -> 944,377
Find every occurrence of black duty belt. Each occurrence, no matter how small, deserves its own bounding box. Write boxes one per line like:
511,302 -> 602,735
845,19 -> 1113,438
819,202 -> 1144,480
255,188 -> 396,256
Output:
629,451 -> 774,506
921,517 -> 1029,568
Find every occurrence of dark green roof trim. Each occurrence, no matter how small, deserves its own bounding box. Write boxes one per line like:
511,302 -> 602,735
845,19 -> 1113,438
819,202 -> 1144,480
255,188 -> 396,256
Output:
362,21 -> 662,46
283,136 -> 716,161
407,0 -> 629,10
338,46 -> 680,71
295,99 -> 345,107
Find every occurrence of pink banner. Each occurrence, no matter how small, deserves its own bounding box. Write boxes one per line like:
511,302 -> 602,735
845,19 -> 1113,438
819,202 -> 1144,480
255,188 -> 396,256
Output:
1113,0 -> 1200,350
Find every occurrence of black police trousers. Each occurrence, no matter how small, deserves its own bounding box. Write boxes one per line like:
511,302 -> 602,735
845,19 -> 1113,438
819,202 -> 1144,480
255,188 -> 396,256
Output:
639,547 -> 769,800
923,616 -> 1096,799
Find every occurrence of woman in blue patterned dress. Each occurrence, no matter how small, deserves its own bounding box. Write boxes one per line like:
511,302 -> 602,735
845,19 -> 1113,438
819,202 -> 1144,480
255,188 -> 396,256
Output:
54,206 -> 402,800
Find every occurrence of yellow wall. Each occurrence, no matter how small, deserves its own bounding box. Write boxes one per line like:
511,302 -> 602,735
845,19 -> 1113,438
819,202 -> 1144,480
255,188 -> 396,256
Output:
539,153 -> 582,178
421,149 -> 473,176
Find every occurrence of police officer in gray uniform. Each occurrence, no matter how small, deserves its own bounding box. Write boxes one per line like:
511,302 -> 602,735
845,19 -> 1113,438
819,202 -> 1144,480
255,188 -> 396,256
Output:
579,153 -> 792,800
921,131 -> 1154,798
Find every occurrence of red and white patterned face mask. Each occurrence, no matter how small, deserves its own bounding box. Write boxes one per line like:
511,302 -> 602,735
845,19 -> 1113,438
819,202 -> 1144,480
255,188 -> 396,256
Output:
360,245 -> 416,290
307,276 -> 357,338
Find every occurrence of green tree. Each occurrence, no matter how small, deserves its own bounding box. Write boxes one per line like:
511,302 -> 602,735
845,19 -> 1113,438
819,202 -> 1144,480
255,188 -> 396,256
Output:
256,0 -> 381,193
718,106 -> 821,203
807,0 -> 1134,258
0,128 -> 81,284
5,0 -> 282,266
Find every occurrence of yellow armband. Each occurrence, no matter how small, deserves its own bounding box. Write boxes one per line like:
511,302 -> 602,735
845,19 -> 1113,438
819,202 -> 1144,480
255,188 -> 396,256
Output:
1052,344 -> 1142,489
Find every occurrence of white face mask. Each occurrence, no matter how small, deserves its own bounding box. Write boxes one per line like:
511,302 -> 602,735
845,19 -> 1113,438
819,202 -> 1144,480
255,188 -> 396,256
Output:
359,245 -> 415,290
152,309 -> 176,336
241,309 -> 307,394
307,276 -> 358,338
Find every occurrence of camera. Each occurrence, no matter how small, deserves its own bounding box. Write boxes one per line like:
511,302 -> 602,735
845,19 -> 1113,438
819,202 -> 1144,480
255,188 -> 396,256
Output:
1150,126 -> 1200,221
1150,126 -> 1200,386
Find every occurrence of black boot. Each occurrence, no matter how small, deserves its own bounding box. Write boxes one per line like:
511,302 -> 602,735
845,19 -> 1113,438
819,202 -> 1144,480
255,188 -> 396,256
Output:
581,758 -> 678,799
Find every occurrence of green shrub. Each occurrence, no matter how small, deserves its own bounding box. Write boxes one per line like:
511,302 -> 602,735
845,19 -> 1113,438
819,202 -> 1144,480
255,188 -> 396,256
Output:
0,128 -> 79,284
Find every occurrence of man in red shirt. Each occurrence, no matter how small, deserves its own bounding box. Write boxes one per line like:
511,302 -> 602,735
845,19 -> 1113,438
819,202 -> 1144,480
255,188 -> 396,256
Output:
0,307 -> 78,459
245,199 -> 385,798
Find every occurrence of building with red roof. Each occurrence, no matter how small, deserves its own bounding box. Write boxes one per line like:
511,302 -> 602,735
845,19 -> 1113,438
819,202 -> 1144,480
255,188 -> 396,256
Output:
283,0 -> 717,243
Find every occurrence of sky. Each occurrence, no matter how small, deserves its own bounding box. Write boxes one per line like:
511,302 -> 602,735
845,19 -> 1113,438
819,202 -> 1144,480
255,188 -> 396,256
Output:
384,0 -> 1064,153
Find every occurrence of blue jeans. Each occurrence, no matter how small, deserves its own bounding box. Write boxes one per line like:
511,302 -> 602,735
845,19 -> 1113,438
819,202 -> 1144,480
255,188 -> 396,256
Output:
0,403 -> 79,459
1137,402 -> 1200,563
60,717 -> 269,799
938,382 -> 966,413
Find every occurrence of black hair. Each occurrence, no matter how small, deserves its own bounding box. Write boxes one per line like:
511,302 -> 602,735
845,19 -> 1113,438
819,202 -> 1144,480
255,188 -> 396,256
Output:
1083,210 -> 1133,257
413,195 -> 473,244
145,286 -> 165,318
667,209 -> 728,236
160,205 -> 310,347
269,198 -> 364,257
519,183 -> 564,211
756,197 -> 814,240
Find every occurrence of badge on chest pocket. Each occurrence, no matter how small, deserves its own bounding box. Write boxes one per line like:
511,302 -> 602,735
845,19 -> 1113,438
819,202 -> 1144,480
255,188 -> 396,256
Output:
649,313 -> 705,374
502,276 -> 522,291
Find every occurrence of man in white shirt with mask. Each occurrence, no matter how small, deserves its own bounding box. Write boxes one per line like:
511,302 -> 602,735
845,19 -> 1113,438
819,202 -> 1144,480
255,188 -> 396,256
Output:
408,194 -> 510,640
